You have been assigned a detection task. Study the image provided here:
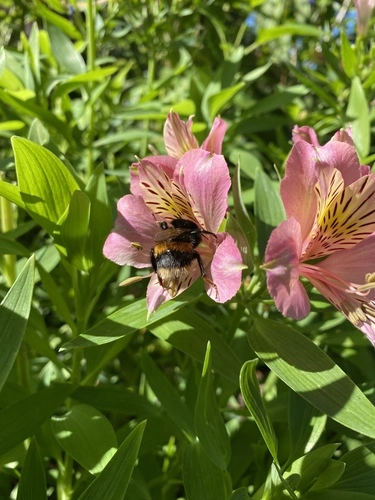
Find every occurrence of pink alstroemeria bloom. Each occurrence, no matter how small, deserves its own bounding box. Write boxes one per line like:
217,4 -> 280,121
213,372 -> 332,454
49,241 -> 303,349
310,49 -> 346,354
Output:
103,147 -> 243,313
264,125 -> 375,345
163,111 -> 227,158
354,0 -> 375,36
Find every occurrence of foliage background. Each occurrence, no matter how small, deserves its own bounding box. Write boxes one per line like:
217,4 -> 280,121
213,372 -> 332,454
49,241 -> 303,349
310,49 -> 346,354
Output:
0,0 -> 375,499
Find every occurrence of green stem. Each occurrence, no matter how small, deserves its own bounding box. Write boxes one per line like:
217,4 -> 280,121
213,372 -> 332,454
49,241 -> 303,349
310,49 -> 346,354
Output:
86,0 -> 96,179
0,177 -> 16,286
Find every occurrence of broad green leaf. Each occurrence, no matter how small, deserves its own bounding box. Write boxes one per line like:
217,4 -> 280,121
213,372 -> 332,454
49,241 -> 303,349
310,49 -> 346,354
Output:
12,137 -> 80,235
51,404 -> 117,475
254,169 -> 285,257
16,437 -> 46,500
149,309 -> 242,384
53,67 -> 118,98
0,236 -> 29,256
304,491 -> 374,500
0,180 -> 25,208
239,360 -> 278,464
0,120 -> 25,131
0,256 -> 34,393
288,391 -> 327,464
183,442 -> 232,500
84,165 -> 113,267
72,386 -> 161,418
38,6 -> 82,41
257,24 -> 322,44
195,342 -> 231,470
77,421 -> 146,500
141,353 -> 195,441
57,190 -> 92,270
232,163 -> 256,268
28,118 -> 50,145
309,460 -> 346,491
36,261 -> 75,330
340,31 -> 357,79
283,444 -> 339,495
249,318 -> 375,438
207,82 -> 245,120
0,90 -> 70,139
0,384 -> 75,456
333,442 -> 375,494
347,77 -> 370,158
231,488 -> 250,500
61,296 -> 190,349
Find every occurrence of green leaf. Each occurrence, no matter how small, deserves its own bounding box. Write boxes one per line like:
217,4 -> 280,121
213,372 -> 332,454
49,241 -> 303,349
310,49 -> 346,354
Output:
0,384 -> 75,456
53,67 -> 118,99
57,190 -> 92,270
84,165 -> 113,267
61,297 -> 189,349
38,6 -> 82,41
231,488 -> 250,500
347,77 -> 370,158
239,359 -> 278,464
51,404 -> 117,474
183,442 -> 232,500
283,443 -> 340,495
12,137 -> 81,235
0,256 -> 34,393
232,164 -> 256,269
333,442 -> 375,495
149,309 -> 242,385
249,318 -> 375,438
0,180 -> 25,208
288,391 -> 327,464
36,261 -> 74,330
72,386 -> 161,418
195,342 -> 231,470
0,236 -> 29,256
0,90 -> 71,139
254,169 -> 285,257
207,82 -> 245,120
257,24 -> 322,44
340,31 -> 357,79
77,420 -> 146,500
16,438 -> 47,500
309,460 -> 346,491
141,353 -> 195,441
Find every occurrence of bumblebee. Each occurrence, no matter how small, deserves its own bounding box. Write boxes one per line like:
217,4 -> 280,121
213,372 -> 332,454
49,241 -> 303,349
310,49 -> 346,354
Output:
150,218 -> 217,297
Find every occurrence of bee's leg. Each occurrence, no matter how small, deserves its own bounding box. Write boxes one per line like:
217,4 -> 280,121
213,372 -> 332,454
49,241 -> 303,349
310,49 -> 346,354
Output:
196,253 -> 219,300
150,248 -> 157,273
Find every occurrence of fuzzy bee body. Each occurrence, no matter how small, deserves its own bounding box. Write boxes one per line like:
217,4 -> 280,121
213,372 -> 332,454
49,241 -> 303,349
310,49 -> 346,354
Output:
150,219 -> 216,297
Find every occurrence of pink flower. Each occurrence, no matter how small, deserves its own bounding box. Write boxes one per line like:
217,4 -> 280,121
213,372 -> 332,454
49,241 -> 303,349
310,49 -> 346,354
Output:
264,125 -> 375,345
354,0 -> 375,36
103,115 -> 243,313
163,111 -> 227,158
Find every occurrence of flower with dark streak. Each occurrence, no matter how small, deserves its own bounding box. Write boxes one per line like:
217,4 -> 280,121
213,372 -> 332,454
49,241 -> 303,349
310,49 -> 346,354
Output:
264,125 -> 375,345
104,114 -> 243,313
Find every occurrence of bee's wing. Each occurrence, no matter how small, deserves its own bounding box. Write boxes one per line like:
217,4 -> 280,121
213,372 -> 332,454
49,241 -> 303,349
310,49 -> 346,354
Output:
154,227 -> 186,243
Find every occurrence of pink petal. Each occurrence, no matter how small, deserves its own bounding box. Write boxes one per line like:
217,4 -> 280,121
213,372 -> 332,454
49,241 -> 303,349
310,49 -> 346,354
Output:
178,150 -> 230,233
316,234 -> 375,298
138,159 -> 194,220
292,125 -> 320,146
103,195 -> 157,267
163,111 -> 199,158
304,269 -> 375,346
265,218 -> 310,320
146,275 -> 171,313
281,141 -> 319,243
201,118 -> 227,154
331,128 -> 354,145
315,141 -> 364,186
205,233 -> 244,302
130,156 -> 177,197
306,173 -> 375,259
